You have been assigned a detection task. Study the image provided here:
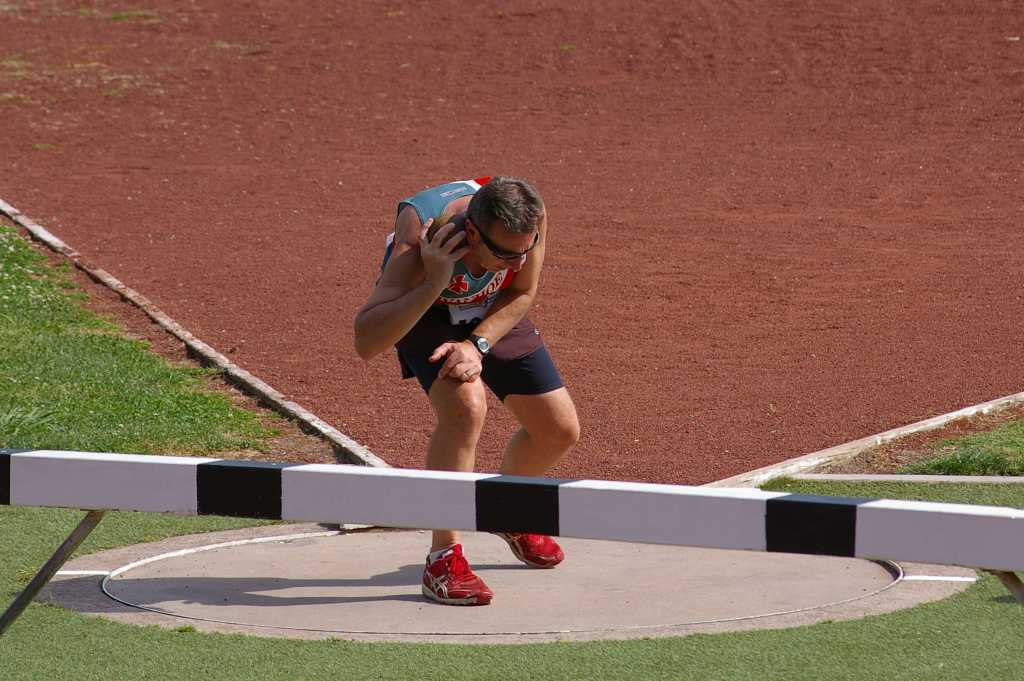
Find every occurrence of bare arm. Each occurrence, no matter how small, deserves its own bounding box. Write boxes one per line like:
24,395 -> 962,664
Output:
353,209 -> 468,360
432,213 -> 549,381
472,211 -> 547,344
354,278 -> 445,360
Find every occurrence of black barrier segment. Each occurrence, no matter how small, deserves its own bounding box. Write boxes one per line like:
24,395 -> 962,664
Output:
0,450 -> 33,506
766,494 -> 868,557
475,476 -> 571,535
197,460 -> 289,519
0,452 -> 9,506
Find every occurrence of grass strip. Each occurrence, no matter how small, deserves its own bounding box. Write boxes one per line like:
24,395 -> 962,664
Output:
761,477 -> 1024,508
898,420 -> 1024,476
0,224 -> 275,454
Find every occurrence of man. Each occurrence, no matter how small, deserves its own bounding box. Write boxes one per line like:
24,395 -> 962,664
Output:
354,176 -> 580,606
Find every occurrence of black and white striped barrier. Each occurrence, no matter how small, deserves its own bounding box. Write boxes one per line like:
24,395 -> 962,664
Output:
1,448 -> 1023,633
5,448 -> 1024,570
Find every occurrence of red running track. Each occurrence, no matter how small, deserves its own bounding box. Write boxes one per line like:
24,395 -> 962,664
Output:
2,1 -> 1022,483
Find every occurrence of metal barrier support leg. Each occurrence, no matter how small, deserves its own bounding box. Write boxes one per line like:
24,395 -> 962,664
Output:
985,570 -> 1024,605
0,510 -> 106,636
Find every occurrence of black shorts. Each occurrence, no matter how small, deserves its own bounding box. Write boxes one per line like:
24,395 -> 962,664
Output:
396,308 -> 564,401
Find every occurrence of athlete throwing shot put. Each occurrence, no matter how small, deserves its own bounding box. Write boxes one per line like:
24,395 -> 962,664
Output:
354,176 -> 579,605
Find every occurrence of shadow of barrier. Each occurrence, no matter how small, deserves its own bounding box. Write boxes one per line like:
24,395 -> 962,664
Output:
2,448 -> 1023,635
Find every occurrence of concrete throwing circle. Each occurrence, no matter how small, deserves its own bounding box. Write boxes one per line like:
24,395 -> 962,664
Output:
45,524 -> 976,643
102,529 -> 898,635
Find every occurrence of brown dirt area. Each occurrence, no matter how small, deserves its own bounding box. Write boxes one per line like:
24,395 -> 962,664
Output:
2,1 -> 1023,484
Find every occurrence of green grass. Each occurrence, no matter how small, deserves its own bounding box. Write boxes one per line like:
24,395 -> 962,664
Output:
108,9 -> 159,22
0,55 -> 29,69
3,506 -> 271,591
899,421 -> 1024,476
2,225 -> 1024,679
3,493 -> 1023,681
0,225 -> 275,454
762,477 -> 1024,508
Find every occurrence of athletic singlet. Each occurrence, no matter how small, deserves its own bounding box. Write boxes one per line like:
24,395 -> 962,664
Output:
380,176 -> 517,325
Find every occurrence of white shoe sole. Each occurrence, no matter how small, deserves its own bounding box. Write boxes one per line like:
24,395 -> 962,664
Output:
421,584 -> 490,606
503,537 -> 561,569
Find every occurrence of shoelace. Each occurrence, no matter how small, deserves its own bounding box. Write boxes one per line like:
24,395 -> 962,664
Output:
506,533 -> 542,549
443,552 -> 472,581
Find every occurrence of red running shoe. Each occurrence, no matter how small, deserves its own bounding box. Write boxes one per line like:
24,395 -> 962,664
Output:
496,533 -> 565,568
421,544 -> 494,606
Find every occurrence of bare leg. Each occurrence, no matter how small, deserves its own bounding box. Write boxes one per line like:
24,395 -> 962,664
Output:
500,388 -> 580,476
426,376 -> 488,552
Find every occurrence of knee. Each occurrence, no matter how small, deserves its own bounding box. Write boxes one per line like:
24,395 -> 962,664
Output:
437,382 -> 488,434
546,411 -> 581,452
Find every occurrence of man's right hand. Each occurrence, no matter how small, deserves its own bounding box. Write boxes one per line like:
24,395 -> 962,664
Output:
419,219 -> 470,291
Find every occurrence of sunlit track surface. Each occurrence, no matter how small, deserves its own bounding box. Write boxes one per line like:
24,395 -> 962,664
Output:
1,0 -> 1021,483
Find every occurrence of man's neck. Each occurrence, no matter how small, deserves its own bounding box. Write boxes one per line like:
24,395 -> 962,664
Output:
462,253 -> 486,278
453,213 -> 487,277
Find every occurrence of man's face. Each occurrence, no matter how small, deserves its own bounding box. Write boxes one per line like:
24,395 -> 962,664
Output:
467,218 -> 539,273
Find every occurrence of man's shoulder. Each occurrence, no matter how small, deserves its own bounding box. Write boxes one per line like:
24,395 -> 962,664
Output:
400,177 -> 489,217
401,179 -> 475,212
404,176 -> 491,199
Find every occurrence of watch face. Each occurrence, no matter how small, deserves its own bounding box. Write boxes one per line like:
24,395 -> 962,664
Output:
476,337 -> 491,353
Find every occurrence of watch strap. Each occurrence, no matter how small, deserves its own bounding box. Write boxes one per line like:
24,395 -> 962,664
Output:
469,334 -> 490,355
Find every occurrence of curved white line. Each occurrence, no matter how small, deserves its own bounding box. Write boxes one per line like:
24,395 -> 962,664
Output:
99,533 -> 909,637
104,530 -> 342,580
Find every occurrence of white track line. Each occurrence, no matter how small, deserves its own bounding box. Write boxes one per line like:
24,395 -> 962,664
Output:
103,531 -> 342,580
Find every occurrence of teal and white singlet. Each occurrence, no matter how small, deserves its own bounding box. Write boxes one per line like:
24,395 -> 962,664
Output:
384,176 -> 515,325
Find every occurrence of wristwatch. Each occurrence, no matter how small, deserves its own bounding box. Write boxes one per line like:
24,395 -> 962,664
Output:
468,334 -> 491,357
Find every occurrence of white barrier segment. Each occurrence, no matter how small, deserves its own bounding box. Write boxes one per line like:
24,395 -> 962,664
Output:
5,451 -> 1024,575
10,451 -> 215,514
282,464 -> 496,529
559,480 -> 787,550
855,498 -> 1024,572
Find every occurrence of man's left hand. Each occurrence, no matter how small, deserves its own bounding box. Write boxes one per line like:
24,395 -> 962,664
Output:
429,340 -> 483,383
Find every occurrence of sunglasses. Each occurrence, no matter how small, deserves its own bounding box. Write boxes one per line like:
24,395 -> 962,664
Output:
470,219 -> 540,261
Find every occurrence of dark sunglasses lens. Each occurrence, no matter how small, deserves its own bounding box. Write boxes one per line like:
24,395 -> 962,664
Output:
493,232 -> 539,260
